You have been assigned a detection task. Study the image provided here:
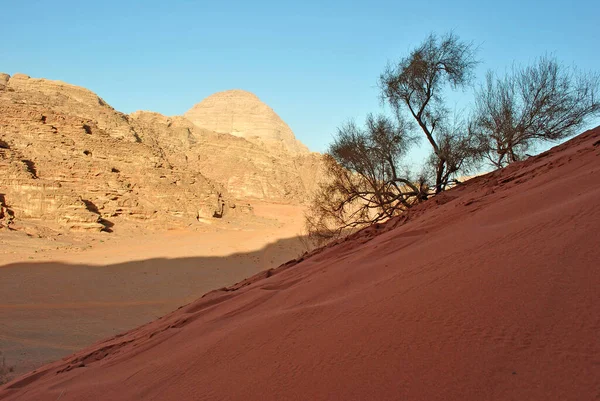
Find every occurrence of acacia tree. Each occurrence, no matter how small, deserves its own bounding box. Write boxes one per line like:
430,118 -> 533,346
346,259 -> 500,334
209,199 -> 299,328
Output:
473,56 -> 600,167
380,32 -> 482,193
306,34 -> 600,245
306,114 -> 428,244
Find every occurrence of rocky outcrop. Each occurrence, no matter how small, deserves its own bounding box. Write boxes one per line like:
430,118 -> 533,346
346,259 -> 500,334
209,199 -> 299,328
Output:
130,111 -> 325,203
0,74 -> 223,231
0,194 -> 14,229
0,73 -> 324,232
5,73 -> 140,142
184,90 -> 309,155
0,73 -> 9,90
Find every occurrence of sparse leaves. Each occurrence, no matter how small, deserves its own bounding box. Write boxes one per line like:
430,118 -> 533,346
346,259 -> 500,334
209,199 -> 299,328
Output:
380,32 -> 480,192
308,33 -> 600,245
306,114 -> 427,244
473,56 -> 600,167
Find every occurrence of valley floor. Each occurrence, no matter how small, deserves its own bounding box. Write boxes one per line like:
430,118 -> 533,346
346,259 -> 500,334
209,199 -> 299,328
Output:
0,203 -> 308,378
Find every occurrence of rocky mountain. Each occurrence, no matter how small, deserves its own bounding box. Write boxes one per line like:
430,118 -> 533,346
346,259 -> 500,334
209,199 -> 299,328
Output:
184,90 -> 309,155
0,73 -> 323,232
130,111 -> 323,202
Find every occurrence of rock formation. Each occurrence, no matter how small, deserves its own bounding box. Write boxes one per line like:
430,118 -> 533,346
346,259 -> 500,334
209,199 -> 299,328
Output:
130,111 -> 323,202
184,90 -> 309,155
0,73 -> 323,232
0,74 -> 223,231
0,194 -> 14,229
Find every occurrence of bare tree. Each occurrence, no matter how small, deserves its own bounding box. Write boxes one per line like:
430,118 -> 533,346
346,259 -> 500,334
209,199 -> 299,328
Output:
473,56 -> 600,167
306,114 -> 428,244
380,32 -> 481,193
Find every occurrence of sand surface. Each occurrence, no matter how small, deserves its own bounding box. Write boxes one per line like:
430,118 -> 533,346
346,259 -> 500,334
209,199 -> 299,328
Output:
1,128 -> 599,400
0,203 -> 307,376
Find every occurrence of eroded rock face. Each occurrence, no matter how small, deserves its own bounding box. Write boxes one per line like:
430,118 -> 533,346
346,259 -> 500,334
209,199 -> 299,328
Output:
0,73 -> 9,90
184,90 -> 309,155
5,73 -> 140,142
0,74 -> 222,231
0,74 -> 324,232
130,111 -> 325,203
0,194 -> 15,229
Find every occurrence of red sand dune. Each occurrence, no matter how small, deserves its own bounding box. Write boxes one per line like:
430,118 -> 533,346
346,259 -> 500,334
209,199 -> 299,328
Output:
1,128 -> 599,400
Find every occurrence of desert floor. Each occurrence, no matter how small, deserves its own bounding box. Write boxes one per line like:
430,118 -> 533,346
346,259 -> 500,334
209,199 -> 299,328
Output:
0,203 -> 307,376
1,129 -> 599,401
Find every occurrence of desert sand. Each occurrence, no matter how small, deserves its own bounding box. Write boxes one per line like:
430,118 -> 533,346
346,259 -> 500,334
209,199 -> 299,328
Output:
1,126 -> 598,400
1,72 -> 326,384
0,203 -> 308,377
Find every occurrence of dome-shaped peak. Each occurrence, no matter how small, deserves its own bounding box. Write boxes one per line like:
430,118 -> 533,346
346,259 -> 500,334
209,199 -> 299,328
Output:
184,90 -> 308,155
207,89 -> 261,99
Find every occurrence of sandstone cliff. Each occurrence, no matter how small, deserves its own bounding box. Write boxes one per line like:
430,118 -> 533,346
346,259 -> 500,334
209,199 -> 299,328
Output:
0,74 -> 323,232
130,111 -> 323,202
0,74 -> 222,231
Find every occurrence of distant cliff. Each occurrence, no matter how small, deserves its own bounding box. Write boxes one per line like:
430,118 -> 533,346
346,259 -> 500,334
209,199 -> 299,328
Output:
0,73 -> 324,232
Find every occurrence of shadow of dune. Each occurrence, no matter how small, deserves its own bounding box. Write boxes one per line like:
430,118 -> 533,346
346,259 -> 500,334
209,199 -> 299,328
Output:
0,235 -> 310,377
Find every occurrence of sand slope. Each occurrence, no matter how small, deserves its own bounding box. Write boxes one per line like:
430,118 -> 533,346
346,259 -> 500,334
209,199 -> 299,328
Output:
0,203 -> 307,376
1,127 -> 599,400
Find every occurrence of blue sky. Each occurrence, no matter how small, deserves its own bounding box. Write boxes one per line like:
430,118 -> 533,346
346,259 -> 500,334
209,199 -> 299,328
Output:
1,0 -> 599,153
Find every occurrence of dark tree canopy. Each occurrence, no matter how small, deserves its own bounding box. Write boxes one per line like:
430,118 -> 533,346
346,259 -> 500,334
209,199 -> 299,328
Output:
473,56 -> 600,167
380,32 -> 481,193
305,114 -> 428,244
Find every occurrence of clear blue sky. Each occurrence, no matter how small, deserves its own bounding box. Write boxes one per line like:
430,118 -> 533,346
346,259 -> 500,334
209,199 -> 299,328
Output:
1,0 -> 599,153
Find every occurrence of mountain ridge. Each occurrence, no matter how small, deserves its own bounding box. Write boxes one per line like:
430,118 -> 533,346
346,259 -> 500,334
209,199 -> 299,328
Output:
0,73 -> 324,233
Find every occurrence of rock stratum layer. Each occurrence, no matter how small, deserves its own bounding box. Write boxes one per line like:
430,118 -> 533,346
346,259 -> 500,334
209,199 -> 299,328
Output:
1,127 -> 598,400
0,74 -> 323,231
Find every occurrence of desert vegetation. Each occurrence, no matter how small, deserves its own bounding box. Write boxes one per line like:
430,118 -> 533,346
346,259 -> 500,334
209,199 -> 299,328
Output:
307,32 -> 600,243
304,114 -> 428,242
472,56 -> 600,167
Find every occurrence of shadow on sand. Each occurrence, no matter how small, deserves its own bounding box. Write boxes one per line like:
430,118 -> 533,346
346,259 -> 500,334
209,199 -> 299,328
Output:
0,235 -> 311,378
